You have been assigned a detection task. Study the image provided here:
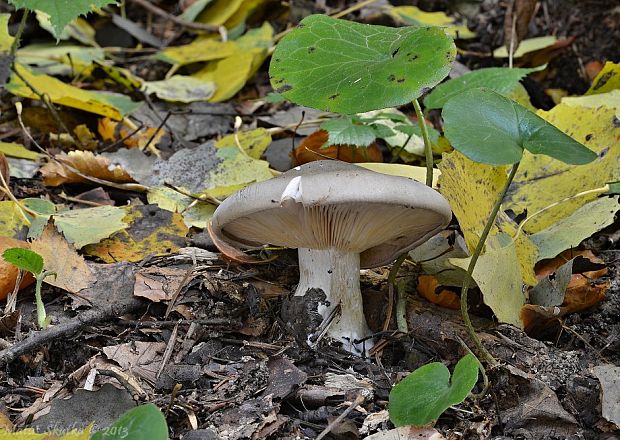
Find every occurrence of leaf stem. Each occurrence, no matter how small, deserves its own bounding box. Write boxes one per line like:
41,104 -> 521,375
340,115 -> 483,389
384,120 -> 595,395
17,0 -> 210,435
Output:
460,161 -> 520,366
412,99 -> 433,187
34,271 -> 55,329
10,10 -> 28,58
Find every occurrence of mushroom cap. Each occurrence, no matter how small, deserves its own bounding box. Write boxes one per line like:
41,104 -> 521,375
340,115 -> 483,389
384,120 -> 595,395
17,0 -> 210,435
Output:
210,160 -> 452,268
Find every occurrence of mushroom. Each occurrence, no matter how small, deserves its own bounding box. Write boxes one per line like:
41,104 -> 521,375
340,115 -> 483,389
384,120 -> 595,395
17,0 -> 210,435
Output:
209,161 -> 452,355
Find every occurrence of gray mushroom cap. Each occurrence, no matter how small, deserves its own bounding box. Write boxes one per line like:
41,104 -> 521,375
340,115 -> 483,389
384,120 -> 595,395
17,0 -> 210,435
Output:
210,160 -> 452,268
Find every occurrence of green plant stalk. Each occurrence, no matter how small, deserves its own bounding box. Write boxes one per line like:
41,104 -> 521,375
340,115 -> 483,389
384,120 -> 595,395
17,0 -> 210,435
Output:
34,271 -> 55,329
460,161 -> 520,366
387,253 -> 408,333
412,99 -> 434,188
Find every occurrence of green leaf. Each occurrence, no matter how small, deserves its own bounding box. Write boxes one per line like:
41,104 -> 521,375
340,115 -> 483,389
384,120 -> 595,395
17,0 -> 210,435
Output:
442,88 -> 598,165
320,117 -> 376,146
393,122 -> 440,144
607,181 -> 620,195
389,354 -> 479,427
91,404 -> 168,440
269,14 -> 455,114
9,0 -> 118,39
2,247 -> 44,275
424,66 -> 544,110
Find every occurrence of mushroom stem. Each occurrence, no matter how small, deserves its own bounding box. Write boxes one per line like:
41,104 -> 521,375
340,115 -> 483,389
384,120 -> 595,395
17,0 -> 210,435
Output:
295,248 -> 373,355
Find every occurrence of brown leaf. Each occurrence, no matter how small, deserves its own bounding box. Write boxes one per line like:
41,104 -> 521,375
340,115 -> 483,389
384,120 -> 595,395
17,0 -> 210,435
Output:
134,266 -> 189,302
293,130 -> 383,165
503,0 -> 538,54
30,221 -> 95,293
0,153 -> 9,200
98,117 -> 167,151
41,151 -> 135,186
0,236 -> 35,300
521,250 -> 608,337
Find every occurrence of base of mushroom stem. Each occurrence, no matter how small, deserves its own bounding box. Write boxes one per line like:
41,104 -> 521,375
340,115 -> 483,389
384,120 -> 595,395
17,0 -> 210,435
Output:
295,247 -> 374,356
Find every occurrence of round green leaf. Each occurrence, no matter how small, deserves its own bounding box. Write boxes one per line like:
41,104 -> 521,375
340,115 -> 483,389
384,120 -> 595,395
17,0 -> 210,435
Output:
91,403 -> 168,440
442,88 -> 598,165
2,247 -> 44,275
424,66 -> 544,110
269,14 -> 455,114
389,354 -> 479,427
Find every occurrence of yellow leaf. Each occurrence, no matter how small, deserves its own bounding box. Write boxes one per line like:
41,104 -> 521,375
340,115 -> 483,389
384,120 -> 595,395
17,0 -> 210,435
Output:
356,162 -> 440,186
438,151 -> 538,285
0,201 -> 29,238
197,0 -> 244,25
41,151 -> 135,186
214,128 -> 272,159
31,221 -> 95,293
7,64 -> 140,119
561,89 -> 620,117
155,38 -> 237,65
387,5 -> 475,39
98,117 -> 167,151
224,0 -> 269,30
147,187 -> 216,228
83,205 -> 188,263
504,104 -> 620,233
493,36 -> 557,58
0,14 -> 14,52
586,61 -> 620,95
0,142 -> 42,160
193,23 -> 273,102
0,426 -> 92,439
451,233 -> 525,328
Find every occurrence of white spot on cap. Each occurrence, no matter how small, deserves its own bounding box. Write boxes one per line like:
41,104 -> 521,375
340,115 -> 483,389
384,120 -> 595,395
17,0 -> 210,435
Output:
280,176 -> 303,205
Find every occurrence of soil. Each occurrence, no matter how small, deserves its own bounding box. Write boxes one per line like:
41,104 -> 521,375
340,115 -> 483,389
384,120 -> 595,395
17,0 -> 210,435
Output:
1,1 -> 619,439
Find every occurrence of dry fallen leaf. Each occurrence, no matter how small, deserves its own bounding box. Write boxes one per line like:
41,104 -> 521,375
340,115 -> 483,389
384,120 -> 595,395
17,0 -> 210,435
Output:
134,266 -> 190,302
503,0 -> 537,54
98,117 -> 168,151
30,221 -> 95,294
0,236 -> 35,300
0,152 -> 9,201
41,150 -> 136,186
416,274 -> 460,310
293,130 -> 383,165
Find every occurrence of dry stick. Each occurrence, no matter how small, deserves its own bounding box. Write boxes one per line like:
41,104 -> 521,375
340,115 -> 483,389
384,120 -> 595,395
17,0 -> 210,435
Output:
460,162 -> 520,367
0,295 -> 145,367
127,0 -> 222,33
315,392 -> 368,440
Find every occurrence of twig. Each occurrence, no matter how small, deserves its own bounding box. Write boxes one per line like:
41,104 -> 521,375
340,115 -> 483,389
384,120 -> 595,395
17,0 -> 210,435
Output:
331,0 -> 381,19
156,320 -> 181,379
164,253 -> 196,318
127,0 -> 223,33
0,295 -> 145,367
315,392 -> 368,440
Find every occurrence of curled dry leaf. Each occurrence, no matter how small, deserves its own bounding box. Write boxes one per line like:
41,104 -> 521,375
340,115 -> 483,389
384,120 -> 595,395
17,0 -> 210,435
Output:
207,221 -> 276,264
521,250 -> 609,337
293,130 -> 383,165
416,274 -> 460,310
0,236 -> 35,300
0,152 -> 9,200
98,117 -> 168,151
41,151 -> 136,186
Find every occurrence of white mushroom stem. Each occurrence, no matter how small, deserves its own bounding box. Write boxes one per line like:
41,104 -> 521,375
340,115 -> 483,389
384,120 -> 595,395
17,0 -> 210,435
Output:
295,247 -> 373,355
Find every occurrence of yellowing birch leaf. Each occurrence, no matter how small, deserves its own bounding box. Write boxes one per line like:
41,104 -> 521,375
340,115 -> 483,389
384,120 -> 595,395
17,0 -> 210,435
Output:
0,14 -> 14,51
83,205 -> 188,263
142,75 -> 215,102
0,141 -> 42,160
387,5 -> 475,39
586,61 -> 620,95
503,104 -> 620,233
147,187 -> 216,228
493,36 -> 557,58
0,201 -> 29,237
224,0 -> 269,30
438,151 -> 538,285
31,221 -> 95,293
451,233 -> 525,328
214,128 -> 271,159
561,89 -> 620,116
193,23 -> 272,102
7,64 -> 140,119
155,39 -> 237,65
197,0 -> 244,25
41,151 -> 135,186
